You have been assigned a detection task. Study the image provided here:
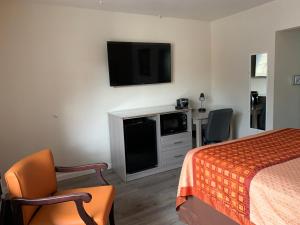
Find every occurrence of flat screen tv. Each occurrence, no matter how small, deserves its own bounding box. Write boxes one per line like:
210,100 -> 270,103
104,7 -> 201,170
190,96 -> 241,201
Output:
107,41 -> 171,86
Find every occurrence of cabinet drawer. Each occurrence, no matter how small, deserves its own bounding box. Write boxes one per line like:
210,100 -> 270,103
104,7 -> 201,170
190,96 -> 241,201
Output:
161,146 -> 190,167
162,156 -> 185,168
161,142 -> 192,153
161,132 -> 192,149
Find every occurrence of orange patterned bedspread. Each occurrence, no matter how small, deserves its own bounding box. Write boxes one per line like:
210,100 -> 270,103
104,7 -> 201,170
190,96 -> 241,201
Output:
176,128 -> 300,225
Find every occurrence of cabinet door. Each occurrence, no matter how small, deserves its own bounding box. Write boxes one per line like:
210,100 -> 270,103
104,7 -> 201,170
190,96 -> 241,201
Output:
124,119 -> 158,174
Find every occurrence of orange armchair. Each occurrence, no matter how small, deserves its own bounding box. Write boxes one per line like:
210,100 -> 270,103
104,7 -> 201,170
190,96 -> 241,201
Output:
4,149 -> 115,225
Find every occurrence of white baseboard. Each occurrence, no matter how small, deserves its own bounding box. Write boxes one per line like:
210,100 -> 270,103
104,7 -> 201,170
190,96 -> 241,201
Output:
56,170 -> 94,182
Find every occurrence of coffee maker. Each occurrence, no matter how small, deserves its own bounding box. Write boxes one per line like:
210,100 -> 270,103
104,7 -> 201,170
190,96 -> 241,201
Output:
176,98 -> 189,109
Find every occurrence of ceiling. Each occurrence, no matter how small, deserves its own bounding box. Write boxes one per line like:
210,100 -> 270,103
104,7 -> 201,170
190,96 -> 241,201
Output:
31,0 -> 275,21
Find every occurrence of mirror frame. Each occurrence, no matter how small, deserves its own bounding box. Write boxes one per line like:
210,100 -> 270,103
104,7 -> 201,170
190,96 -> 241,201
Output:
249,52 -> 268,131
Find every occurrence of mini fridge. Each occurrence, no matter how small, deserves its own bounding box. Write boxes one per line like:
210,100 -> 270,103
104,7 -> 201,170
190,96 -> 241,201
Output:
123,118 -> 158,174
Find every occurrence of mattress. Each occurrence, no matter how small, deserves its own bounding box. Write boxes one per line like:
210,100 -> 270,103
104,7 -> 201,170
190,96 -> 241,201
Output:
176,128 -> 300,225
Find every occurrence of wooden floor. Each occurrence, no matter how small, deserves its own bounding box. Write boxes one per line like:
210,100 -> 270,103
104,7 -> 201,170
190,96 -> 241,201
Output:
59,169 -> 185,225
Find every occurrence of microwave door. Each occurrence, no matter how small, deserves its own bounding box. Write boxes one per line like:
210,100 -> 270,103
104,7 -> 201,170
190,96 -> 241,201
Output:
164,119 -> 178,135
160,113 -> 187,136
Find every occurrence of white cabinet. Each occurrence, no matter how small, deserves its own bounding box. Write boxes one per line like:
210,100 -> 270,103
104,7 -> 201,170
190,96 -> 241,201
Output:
109,105 -> 192,182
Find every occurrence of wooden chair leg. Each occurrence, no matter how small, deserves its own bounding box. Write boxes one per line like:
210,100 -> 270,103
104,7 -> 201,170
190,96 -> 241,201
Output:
109,203 -> 115,225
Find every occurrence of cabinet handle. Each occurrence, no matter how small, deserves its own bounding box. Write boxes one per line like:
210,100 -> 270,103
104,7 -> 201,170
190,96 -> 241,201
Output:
174,141 -> 183,145
174,154 -> 184,158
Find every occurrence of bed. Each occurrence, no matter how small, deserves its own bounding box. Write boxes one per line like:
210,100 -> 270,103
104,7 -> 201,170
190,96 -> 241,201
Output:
176,128 -> 300,225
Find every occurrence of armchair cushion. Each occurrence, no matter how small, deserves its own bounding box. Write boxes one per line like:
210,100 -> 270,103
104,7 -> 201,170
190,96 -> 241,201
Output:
29,185 -> 115,225
5,149 -> 57,225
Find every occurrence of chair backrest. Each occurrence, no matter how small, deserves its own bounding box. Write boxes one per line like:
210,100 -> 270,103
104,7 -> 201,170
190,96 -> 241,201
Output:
5,149 -> 57,225
205,108 -> 233,143
0,174 -> 2,197
1,174 -> 14,225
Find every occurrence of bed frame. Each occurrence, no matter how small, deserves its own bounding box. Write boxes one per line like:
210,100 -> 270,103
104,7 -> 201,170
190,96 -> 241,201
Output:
177,197 -> 239,225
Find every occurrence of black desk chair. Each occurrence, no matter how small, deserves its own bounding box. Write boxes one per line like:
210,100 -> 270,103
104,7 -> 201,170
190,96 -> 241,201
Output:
202,108 -> 233,145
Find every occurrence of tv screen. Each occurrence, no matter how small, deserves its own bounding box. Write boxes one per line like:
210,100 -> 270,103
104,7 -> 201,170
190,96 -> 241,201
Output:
107,42 -> 171,86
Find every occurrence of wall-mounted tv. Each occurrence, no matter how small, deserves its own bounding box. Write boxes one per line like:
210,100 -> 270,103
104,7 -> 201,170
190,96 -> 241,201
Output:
107,41 -> 171,86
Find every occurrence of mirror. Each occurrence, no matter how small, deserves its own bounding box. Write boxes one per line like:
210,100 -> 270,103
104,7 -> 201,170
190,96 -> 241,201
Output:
250,53 -> 267,130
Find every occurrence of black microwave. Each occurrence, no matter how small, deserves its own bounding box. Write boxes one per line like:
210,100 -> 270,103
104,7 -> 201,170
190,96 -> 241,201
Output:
160,112 -> 188,136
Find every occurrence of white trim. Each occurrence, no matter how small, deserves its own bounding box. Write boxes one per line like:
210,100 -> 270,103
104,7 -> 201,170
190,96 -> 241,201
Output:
249,52 -> 269,133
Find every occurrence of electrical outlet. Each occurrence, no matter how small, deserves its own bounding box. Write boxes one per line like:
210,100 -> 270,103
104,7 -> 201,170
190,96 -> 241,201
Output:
293,75 -> 300,85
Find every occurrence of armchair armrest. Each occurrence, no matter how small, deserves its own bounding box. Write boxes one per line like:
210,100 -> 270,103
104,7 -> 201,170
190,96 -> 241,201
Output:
55,163 -> 109,185
55,163 -> 108,173
12,192 -> 92,206
11,193 -> 97,225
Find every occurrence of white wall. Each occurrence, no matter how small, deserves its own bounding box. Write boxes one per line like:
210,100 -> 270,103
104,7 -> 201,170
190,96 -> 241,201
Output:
0,3 -> 211,173
211,0 -> 300,138
3,0 -> 300,176
274,29 -> 300,128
